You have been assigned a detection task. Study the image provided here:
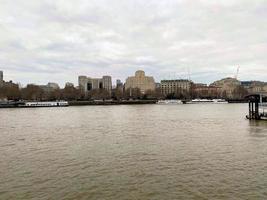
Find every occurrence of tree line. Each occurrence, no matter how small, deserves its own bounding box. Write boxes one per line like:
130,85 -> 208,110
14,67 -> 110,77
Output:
0,83 -> 249,101
0,84 -> 163,101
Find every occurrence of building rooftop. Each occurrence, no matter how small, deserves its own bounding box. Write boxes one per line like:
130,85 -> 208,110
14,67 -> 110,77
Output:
161,79 -> 191,82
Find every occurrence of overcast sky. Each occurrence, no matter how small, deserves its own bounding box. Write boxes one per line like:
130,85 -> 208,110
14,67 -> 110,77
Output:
0,0 -> 266,87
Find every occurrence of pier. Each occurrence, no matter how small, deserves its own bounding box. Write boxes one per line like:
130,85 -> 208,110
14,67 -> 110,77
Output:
246,94 -> 267,120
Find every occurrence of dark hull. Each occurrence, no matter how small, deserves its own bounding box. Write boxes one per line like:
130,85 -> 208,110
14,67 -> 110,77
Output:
0,102 -> 69,108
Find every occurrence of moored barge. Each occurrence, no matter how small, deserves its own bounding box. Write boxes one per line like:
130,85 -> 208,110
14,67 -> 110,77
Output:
23,101 -> 69,107
0,101 -> 69,108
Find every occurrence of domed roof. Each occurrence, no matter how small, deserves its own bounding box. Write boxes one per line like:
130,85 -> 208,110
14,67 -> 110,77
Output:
135,70 -> 145,78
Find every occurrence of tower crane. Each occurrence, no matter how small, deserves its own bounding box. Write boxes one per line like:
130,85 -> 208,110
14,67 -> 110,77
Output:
234,66 -> 240,79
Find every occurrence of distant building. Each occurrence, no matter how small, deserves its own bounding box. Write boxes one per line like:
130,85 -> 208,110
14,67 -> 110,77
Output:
0,71 -> 18,89
65,82 -> 74,88
193,83 -> 222,98
161,79 -> 192,96
241,81 -> 267,95
40,82 -> 60,92
116,79 -> 124,92
210,77 -> 241,98
47,82 -> 60,90
78,75 -> 112,93
3,80 -> 18,88
194,83 -> 208,87
116,79 -> 123,88
0,71 -> 3,86
155,83 -> 161,89
102,76 -> 112,91
125,70 -> 155,94
241,81 -> 253,89
211,77 -> 240,87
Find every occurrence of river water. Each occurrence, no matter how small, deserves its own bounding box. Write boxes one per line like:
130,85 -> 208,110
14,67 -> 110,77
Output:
1,104 -> 267,199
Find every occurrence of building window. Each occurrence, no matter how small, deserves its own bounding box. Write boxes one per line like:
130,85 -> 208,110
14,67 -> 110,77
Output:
87,83 -> 92,91
99,82 -> 103,89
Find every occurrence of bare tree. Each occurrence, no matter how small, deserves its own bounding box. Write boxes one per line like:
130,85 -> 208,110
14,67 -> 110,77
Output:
21,84 -> 44,100
0,84 -> 21,100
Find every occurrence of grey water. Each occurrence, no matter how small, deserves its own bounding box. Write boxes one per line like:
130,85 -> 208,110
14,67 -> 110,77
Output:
1,104 -> 267,199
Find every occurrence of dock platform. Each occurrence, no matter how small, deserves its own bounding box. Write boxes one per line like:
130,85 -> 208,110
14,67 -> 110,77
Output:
246,94 -> 267,120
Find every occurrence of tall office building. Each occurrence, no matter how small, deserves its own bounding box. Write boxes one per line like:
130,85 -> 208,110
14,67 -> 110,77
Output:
78,75 -> 112,93
102,76 -> 112,91
161,79 -> 192,96
116,79 -> 123,88
125,70 -> 155,94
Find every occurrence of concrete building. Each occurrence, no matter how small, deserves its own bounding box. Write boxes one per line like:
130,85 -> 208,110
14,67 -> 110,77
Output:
125,70 -> 155,94
0,71 -> 18,89
241,81 -> 267,95
102,76 -> 112,91
210,77 -> 241,98
39,82 -> 60,92
193,83 -> 222,98
47,82 -> 60,90
116,79 -> 123,88
155,83 -> 161,89
241,81 -> 253,90
116,79 -> 124,92
161,79 -> 192,96
78,75 -> 112,93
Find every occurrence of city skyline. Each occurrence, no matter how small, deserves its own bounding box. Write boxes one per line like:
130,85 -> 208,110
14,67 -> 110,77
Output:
1,68 -> 267,88
0,0 -> 267,86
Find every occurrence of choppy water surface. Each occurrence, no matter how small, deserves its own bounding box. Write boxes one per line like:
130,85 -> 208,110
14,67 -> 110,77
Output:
1,104 -> 267,199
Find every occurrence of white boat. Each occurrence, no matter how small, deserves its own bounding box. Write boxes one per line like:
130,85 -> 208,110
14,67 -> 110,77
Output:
212,99 -> 228,104
190,99 -> 213,103
23,101 -> 69,107
188,99 -> 228,104
157,100 -> 183,105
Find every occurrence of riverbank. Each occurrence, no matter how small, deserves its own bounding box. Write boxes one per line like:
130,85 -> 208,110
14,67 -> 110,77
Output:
227,99 -> 248,103
68,100 -> 157,106
0,100 -> 158,108
0,99 -> 249,108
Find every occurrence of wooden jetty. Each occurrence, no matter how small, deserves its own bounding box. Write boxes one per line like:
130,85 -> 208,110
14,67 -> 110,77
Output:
246,94 -> 267,120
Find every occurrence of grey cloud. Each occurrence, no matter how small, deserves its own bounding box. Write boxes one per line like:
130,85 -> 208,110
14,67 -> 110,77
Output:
0,0 -> 266,86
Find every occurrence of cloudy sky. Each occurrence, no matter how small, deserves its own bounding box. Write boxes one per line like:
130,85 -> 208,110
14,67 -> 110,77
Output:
0,0 -> 266,87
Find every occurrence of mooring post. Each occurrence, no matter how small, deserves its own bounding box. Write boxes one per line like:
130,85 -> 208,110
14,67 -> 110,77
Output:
246,94 -> 266,120
255,100 -> 259,120
251,102 -> 253,119
249,101 -> 252,120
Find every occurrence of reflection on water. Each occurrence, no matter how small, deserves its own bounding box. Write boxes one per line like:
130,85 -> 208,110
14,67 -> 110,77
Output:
1,104 -> 267,199
248,120 -> 267,137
